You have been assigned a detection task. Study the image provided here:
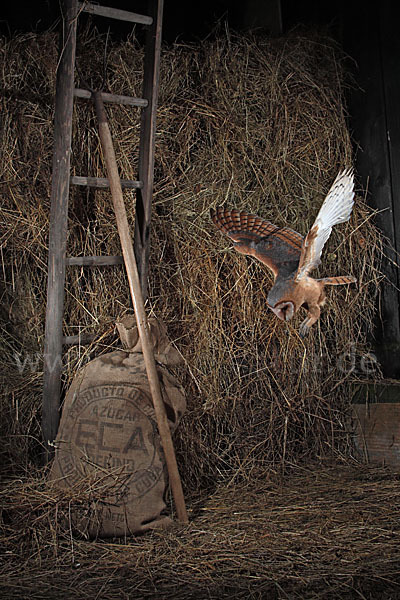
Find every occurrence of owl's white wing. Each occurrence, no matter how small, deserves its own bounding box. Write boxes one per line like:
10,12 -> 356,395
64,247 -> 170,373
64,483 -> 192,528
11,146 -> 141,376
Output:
295,169 -> 355,281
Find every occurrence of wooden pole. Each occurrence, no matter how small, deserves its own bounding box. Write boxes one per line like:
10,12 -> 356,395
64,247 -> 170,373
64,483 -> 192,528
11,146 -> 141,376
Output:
43,0 -> 78,461
93,91 -> 188,524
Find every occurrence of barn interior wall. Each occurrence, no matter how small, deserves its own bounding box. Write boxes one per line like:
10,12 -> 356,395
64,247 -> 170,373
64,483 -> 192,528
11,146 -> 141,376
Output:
343,0 -> 400,378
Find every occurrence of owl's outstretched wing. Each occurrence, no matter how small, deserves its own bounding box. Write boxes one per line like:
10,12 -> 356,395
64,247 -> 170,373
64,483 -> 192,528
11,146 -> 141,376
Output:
210,207 -> 303,279
295,169 -> 355,281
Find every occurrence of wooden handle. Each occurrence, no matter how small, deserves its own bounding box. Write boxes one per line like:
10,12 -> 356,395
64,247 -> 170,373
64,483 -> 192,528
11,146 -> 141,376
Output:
93,91 -> 188,524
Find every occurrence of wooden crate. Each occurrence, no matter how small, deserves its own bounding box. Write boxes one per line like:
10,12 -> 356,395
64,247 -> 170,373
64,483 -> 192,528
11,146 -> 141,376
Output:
352,383 -> 400,466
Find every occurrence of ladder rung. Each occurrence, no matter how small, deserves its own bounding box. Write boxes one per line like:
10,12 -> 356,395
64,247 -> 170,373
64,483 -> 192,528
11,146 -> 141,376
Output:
66,255 -> 124,267
63,333 -> 97,345
70,176 -> 143,189
78,2 -> 153,26
74,88 -> 148,108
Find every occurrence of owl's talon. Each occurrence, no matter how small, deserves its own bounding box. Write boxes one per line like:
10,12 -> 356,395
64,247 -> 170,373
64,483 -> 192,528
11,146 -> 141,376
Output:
299,322 -> 310,338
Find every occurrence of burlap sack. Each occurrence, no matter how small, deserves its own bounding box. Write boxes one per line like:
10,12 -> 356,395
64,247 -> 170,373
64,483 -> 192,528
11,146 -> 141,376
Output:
49,317 -> 186,538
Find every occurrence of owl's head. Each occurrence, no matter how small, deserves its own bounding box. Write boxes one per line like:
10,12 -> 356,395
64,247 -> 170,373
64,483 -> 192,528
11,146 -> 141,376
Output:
269,301 -> 295,322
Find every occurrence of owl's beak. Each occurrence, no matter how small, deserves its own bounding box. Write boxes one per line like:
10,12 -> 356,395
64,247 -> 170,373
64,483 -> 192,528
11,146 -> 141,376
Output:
268,301 -> 295,322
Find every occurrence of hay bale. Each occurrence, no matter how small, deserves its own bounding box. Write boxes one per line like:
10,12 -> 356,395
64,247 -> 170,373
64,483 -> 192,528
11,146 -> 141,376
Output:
0,28 -> 382,489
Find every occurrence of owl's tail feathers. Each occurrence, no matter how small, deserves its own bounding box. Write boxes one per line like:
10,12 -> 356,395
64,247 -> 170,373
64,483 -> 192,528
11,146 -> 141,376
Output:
319,276 -> 357,286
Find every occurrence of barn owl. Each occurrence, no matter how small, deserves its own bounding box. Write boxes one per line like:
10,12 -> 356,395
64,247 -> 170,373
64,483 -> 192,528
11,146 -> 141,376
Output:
210,169 -> 356,336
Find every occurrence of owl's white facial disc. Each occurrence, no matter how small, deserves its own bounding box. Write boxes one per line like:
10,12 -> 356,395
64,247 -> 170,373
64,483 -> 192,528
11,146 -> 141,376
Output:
269,301 -> 295,322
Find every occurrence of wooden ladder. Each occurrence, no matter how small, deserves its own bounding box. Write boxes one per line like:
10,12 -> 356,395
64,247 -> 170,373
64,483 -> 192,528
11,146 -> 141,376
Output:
42,0 -> 163,456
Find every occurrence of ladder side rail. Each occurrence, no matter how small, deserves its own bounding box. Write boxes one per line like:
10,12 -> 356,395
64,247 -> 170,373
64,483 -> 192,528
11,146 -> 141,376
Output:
42,0 -> 78,460
134,0 -> 164,300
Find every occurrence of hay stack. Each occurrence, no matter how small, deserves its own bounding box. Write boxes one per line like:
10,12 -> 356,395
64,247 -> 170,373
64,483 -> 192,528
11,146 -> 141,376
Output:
0,29 -> 381,489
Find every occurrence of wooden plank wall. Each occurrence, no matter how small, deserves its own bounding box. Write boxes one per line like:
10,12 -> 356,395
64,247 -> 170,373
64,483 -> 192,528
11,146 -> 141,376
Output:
344,0 -> 400,378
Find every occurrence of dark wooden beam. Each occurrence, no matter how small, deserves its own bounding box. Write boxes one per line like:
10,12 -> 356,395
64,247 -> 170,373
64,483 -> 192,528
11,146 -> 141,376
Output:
134,0 -> 164,300
42,0 -> 78,460
378,2 -> 400,376
344,1 -> 400,377
381,3 -> 400,263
